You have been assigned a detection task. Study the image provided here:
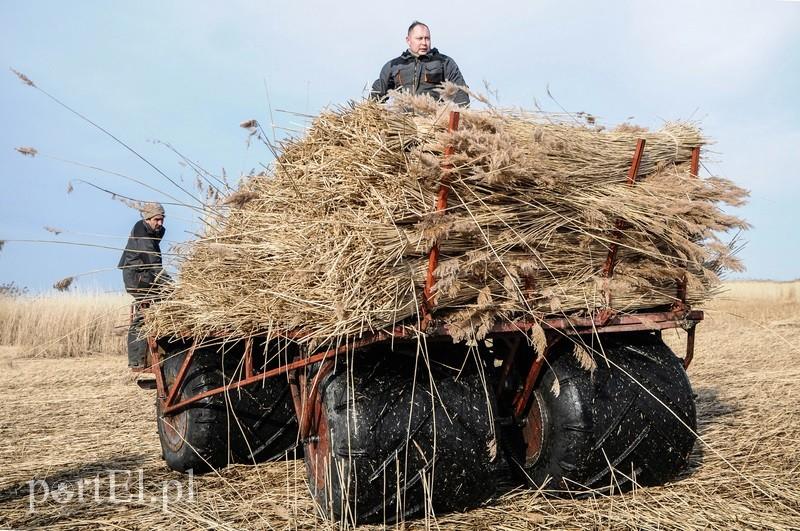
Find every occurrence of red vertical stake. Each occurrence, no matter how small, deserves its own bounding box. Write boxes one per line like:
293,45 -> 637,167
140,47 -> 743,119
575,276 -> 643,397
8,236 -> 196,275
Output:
601,138 -> 646,311
689,145 -> 700,178
421,111 -> 460,329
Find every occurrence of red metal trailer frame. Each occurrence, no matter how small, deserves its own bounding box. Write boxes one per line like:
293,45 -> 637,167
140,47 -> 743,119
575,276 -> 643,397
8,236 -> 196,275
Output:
141,110 -> 704,437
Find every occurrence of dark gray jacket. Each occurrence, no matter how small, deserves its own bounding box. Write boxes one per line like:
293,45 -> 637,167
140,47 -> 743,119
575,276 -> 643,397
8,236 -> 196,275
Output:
371,48 -> 469,106
118,220 -> 165,298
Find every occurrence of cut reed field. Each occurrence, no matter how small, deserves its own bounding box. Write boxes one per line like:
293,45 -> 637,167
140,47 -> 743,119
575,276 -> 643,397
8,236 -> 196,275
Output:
0,283 -> 798,529
0,292 -> 129,357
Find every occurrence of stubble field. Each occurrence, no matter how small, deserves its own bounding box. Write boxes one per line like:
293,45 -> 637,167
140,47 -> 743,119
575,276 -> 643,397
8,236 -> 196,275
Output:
0,281 -> 798,529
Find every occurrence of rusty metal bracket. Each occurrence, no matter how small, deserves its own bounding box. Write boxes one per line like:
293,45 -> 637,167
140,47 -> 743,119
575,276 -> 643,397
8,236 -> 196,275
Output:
164,348 -> 332,415
157,308 -> 703,417
298,359 -> 335,440
483,310 -> 703,337
595,307 -> 616,327
421,110 -> 460,330
513,334 -> 561,420
160,328 -> 407,415
684,324 -> 697,369
163,342 -> 196,407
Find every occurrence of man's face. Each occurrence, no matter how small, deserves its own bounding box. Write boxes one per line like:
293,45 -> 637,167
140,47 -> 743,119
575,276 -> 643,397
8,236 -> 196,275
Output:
145,215 -> 164,231
406,25 -> 431,56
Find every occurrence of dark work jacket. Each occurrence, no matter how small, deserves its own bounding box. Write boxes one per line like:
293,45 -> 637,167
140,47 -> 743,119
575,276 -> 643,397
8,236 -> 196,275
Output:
118,220 -> 165,298
371,48 -> 469,106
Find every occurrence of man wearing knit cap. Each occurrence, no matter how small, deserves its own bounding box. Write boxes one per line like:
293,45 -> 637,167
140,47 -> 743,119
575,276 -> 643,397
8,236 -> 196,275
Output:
118,202 -> 168,368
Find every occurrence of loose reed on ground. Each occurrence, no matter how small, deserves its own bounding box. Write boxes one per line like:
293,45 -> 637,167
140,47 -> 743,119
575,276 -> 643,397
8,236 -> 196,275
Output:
145,92 -> 748,346
2,290 -> 798,529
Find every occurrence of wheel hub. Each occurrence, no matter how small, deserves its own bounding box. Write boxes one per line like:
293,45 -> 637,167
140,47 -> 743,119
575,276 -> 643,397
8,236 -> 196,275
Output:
522,393 -> 545,467
159,407 -> 188,452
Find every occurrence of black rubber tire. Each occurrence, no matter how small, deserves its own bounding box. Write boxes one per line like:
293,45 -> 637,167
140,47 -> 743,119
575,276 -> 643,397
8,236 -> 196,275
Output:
229,374 -> 300,463
157,345 -> 300,473
305,352 -> 500,524
504,332 -> 696,493
157,347 -> 236,473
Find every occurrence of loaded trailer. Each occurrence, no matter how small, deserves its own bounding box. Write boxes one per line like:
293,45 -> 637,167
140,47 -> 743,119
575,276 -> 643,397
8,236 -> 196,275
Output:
136,111 -> 702,524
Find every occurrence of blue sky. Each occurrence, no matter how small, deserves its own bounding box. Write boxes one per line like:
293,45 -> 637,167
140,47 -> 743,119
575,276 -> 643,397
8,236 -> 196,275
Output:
1,0 -> 798,293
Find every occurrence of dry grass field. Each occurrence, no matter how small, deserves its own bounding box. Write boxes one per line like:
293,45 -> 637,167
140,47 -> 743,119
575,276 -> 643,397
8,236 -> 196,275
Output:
0,292 -> 128,358
0,281 -> 798,529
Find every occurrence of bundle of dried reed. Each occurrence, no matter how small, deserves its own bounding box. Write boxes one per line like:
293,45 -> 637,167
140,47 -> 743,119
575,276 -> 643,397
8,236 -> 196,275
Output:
144,95 -> 747,344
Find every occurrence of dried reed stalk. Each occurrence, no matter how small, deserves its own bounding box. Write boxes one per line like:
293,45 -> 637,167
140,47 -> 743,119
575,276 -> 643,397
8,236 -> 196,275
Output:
143,97 -> 748,345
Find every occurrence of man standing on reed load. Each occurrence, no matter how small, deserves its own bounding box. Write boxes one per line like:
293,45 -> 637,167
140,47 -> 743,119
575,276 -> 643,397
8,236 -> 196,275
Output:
118,202 -> 167,369
371,21 -> 469,106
